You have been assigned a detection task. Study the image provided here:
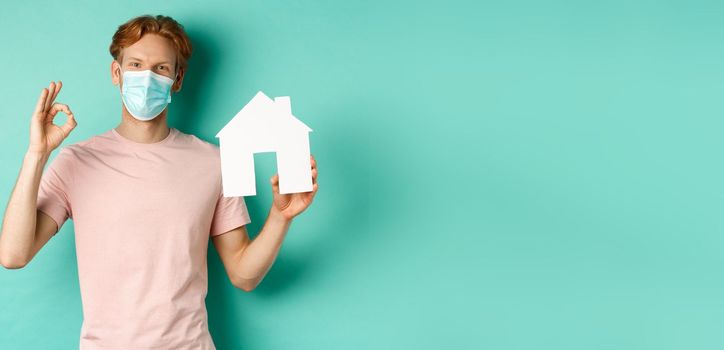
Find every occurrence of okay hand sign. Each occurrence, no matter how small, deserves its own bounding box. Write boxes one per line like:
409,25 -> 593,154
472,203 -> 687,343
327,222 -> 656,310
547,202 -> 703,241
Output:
28,81 -> 77,155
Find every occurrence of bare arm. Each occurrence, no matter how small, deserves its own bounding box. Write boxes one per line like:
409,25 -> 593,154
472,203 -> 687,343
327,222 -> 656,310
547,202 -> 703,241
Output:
0,81 -> 77,269
213,207 -> 292,291
212,155 -> 319,291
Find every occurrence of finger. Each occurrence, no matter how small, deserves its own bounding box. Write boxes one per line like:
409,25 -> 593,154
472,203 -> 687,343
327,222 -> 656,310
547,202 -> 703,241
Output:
48,103 -> 72,115
44,81 -> 56,112
44,82 -> 57,112
311,168 -> 318,182
310,155 -> 316,169
47,103 -> 72,122
308,183 -> 319,200
50,81 -> 63,106
58,111 -> 77,137
33,88 -> 49,117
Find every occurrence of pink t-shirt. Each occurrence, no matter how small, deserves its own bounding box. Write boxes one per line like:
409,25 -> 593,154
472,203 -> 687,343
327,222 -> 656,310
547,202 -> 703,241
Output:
36,127 -> 251,349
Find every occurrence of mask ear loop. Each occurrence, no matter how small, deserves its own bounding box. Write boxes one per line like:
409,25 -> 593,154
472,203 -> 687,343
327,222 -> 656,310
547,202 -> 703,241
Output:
170,67 -> 179,93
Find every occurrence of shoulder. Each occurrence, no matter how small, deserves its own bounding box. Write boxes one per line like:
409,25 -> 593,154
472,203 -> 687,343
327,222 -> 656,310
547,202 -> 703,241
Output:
172,129 -> 223,172
52,131 -> 106,167
174,128 -> 222,158
48,133 -> 97,169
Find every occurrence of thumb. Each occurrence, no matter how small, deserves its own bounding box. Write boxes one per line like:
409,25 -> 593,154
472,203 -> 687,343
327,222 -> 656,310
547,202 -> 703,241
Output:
270,174 -> 280,193
59,112 -> 77,137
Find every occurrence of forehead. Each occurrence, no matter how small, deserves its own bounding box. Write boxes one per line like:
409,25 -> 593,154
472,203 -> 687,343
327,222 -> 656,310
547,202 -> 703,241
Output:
120,33 -> 177,64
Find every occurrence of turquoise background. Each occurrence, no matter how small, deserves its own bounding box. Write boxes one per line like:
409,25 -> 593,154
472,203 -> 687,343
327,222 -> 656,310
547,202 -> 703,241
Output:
1,0 -> 723,349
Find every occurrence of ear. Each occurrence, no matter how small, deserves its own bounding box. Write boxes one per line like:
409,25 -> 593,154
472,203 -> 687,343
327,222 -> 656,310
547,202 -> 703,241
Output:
172,67 -> 185,93
111,60 -> 122,86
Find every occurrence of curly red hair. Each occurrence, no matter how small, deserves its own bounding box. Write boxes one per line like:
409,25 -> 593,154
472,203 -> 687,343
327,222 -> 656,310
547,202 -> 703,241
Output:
109,15 -> 193,74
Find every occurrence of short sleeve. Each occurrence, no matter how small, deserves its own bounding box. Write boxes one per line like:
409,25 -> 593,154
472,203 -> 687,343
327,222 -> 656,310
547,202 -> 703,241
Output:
209,188 -> 251,237
37,149 -> 74,235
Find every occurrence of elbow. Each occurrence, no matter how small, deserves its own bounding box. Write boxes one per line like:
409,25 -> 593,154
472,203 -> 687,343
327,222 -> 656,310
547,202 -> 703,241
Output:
0,254 -> 28,270
232,276 -> 259,292
237,283 -> 256,292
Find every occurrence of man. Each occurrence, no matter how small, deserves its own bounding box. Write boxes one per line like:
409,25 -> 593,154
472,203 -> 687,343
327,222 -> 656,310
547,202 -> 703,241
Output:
0,14 -> 318,349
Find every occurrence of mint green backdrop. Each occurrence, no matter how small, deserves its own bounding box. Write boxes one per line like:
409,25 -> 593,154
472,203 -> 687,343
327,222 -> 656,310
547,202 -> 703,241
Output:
2,1 -> 723,349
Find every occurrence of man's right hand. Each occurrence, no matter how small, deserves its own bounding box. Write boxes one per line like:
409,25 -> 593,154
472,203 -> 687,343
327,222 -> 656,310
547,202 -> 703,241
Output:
28,81 -> 77,155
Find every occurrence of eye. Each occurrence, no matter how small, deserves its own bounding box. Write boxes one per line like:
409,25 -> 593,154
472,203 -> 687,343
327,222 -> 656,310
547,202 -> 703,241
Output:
130,62 -> 140,68
158,65 -> 167,70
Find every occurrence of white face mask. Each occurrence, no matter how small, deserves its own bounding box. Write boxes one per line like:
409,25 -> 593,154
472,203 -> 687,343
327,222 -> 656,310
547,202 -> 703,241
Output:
118,67 -> 177,121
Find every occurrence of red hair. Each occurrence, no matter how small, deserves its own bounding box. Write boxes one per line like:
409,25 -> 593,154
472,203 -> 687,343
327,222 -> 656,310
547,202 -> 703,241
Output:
109,15 -> 193,73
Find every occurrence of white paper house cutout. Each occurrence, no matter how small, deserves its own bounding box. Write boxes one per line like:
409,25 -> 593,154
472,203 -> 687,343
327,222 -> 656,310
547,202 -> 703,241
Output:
216,91 -> 313,197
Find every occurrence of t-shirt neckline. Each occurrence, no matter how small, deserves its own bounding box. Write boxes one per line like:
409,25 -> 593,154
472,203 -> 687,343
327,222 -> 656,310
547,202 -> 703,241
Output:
111,127 -> 177,147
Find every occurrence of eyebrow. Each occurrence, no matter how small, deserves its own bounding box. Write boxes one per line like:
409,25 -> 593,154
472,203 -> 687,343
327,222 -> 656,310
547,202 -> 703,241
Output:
127,56 -> 173,65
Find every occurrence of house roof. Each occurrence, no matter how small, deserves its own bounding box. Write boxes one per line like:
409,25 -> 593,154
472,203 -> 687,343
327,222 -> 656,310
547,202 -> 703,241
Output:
216,91 -> 312,139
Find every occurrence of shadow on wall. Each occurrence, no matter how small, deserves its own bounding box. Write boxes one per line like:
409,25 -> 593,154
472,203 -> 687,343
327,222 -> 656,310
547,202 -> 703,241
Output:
169,26 -> 224,134
175,26 -> 371,348
245,130 -> 369,297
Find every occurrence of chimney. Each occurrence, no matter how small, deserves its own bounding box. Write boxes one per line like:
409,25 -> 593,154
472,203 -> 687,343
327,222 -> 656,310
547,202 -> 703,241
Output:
274,96 -> 292,115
